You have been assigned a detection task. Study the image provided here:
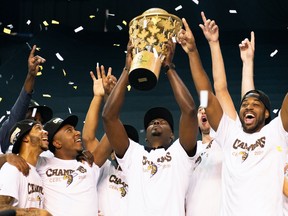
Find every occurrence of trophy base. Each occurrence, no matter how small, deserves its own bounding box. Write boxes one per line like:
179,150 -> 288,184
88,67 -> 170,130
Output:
128,50 -> 161,91
128,68 -> 157,91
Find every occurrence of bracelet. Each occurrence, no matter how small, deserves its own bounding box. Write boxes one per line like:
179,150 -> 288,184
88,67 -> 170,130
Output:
163,63 -> 176,74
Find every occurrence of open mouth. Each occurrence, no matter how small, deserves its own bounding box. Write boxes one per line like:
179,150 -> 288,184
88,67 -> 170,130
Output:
201,116 -> 207,123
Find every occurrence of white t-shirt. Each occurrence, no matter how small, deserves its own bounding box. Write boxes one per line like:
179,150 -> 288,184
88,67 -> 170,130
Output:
216,113 -> 288,216
185,139 -> 223,216
0,163 -> 44,208
97,160 -> 128,216
117,139 -> 193,216
37,156 -> 100,216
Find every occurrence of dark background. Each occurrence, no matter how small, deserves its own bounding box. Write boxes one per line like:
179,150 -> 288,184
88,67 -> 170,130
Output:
0,0 -> 287,143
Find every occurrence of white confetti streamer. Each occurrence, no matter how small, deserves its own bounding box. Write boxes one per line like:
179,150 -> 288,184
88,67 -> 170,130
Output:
74,26 -> 84,33
270,49 -> 278,57
56,53 -> 64,61
68,107 -> 72,114
175,5 -> 182,11
26,20 -> 31,25
200,90 -> 208,108
229,10 -> 237,14
192,0 -> 199,5
0,115 -> 6,123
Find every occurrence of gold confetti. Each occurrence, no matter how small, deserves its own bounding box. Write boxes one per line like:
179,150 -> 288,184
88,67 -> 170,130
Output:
113,44 -> 120,47
36,47 -> 40,51
52,20 -> 59,24
73,86 -> 78,90
89,15 -> 95,19
0,97 -> 2,102
39,65 -> 43,70
43,21 -> 49,26
37,72 -> 42,76
276,146 -> 283,152
62,69 -> 67,76
127,85 -> 131,91
3,28 -> 11,34
122,20 -> 127,26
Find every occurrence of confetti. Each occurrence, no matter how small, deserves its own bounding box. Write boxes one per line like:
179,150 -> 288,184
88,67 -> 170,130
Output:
42,94 -> 51,98
26,20 -> 31,25
51,20 -> 59,24
37,72 -> 42,76
74,26 -> 84,33
113,44 -> 120,47
175,5 -> 182,11
127,85 -> 131,91
73,86 -> 77,90
172,36 -> 177,43
39,65 -> 43,71
3,28 -> 11,34
43,21 -> 49,26
117,25 -> 123,30
276,146 -> 283,152
6,111 -> 10,115
89,15 -> 95,19
200,90 -> 208,108
192,0 -> 199,5
62,69 -> 67,76
270,49 -> 278,57
56,53 -> 64,61
229,10 -> 237,14
68,81 -> 74,85
122,20 -> 127,26
7,24 -> 13,29
26,42 -> 32,50
0,115 -> 5,123
273,109 -> 279,114
0,97 -> 2,102
68,107 -> 72,114
31,108 -> 37,118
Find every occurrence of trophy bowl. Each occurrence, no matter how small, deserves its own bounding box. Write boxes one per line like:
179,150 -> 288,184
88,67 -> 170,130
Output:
128,8 -> 182,91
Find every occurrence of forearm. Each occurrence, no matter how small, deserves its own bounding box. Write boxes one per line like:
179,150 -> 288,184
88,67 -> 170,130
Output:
187,49 -> 212,93
209,41 -> 227,93
82,95 -> 103,150
241,59 -> 255,97
23,72 -> 36,94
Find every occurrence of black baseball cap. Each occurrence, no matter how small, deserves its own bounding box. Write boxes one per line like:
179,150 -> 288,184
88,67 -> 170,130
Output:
44,115 -> 78,152
28,99 -> 53,124
241,89 -> 271,124
9,119 -> 38,154
144,107 -> 174,132
124,124 -> 139,143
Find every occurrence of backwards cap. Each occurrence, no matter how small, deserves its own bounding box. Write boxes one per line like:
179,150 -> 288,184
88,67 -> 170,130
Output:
241,89 -> 271,124
9,119 -> 38,154
144,107 -> 174,132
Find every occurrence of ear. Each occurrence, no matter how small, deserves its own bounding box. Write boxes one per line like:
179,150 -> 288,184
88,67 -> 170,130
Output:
22,134 -> 29,143
170,134 -> 175,142
53,140 -> 62,150
265,109 -> 270,119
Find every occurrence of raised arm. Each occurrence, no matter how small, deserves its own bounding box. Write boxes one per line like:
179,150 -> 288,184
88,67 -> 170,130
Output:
199,11 -> 237,120
82,66 -> 116,167
102,42 -> 133,158
239,31 -> 255,97
164,40 -> 198,156
281,93 -> 288,132
178,17 -> 212,94
0,45 -> 46,153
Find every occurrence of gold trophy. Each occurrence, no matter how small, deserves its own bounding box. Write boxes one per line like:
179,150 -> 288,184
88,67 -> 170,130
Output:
128,8 -> 182,90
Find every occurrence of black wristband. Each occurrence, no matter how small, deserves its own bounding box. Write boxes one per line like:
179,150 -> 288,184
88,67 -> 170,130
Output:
163,63 -> 176,73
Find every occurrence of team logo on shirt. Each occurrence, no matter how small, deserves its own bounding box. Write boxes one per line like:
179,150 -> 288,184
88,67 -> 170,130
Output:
232,136 -> 266,162
194,140 -> 213,170
142,152 -> 172,177
109,174 -> 128,197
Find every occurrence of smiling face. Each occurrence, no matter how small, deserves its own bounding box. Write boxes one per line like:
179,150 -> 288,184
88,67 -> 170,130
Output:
197,107 -> 210,135
53,124 -> 83,159
239,96 -> 268,133
26,123 -> 49,153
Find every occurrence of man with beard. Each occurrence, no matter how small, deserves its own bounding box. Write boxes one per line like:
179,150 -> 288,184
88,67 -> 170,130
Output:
185,11 -> 288,216
0,119 -> 51,215
102,39 -> 198,216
